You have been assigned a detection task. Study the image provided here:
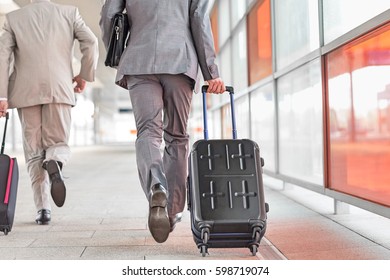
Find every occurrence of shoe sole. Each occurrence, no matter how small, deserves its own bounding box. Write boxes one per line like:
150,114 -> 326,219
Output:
47,160 -> 66,207
150,190 -> 167,208
148,191 -> 170,243
36,220 -> 50,225
148,207 -> 170,243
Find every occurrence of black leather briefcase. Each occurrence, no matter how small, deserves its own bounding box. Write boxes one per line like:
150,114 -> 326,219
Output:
104,12 -> 130,68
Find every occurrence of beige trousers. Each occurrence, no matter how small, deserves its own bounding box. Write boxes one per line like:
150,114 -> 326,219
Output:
18,104 -> 72,211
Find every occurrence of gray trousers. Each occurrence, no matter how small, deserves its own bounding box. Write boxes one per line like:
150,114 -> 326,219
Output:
18,104 -> 72,211
127,74 -> 194,218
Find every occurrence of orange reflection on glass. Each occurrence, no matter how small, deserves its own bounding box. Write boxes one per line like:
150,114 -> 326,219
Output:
326,23 -> 390,207
248,0 -> 272,85
210,5 -> 219,54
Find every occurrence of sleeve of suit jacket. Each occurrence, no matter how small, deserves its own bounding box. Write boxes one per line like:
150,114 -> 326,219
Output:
99,0 -> 126,50
190,0 -> 220,81
0,20 -> 15,99
73,8 -> 99,82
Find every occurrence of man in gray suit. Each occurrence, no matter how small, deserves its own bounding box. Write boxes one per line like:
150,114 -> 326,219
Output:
0,0 -> 98,224
100,0 -> 225,243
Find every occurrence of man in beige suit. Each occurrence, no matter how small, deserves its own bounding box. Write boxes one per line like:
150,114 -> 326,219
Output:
0,0 -> 98,224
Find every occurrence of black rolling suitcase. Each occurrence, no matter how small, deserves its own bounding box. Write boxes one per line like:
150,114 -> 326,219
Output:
188,86 -> 268,257
0,112 -> 19,235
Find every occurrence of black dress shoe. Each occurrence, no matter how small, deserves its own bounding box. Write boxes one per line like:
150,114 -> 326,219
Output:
169,213 -> 182,232
148,183 -> 170,243
45,160 -> 66,207
35,209 -> 51,225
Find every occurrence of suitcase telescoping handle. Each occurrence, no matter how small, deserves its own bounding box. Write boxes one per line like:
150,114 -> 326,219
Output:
201,85 -> 237,140
1,112 -> 9,154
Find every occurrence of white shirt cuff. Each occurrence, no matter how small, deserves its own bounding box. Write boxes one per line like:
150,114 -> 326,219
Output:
0,98 -> 7,101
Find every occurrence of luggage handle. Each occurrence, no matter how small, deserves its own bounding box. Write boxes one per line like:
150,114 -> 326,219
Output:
1,112 -> 9,154
201,85 -> 237,140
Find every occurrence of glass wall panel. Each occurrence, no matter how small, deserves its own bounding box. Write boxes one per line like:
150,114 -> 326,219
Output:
232,21 -> 248,92
218,0 -> 230,48
323,0 -> 390,44
216,43 -> 232,106
234,95 -> 250,139
230,0 -> 246,29
212,109 -> 222,139
250,83 -> 276,172
221,104 -> 231,139
278,59 -> 323,184
247,0 -> 272,85
221,97 -> 250,140
274,0 -> 319,70
326,23 -> 390,207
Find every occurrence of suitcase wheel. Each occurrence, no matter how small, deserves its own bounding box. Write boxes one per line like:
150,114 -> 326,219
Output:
254,230 -> 261,243
252,227 -> 262,243
201,228 -> 210,244
250,244 -> 258,256
2,229 -> 9,235
200,245 -> 208,257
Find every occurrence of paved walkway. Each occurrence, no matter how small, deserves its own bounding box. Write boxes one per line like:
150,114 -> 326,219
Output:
1,144 -> 390,260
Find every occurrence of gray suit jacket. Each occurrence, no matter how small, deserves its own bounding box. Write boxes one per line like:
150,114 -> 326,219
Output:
0,0 -> 99,108
100,0 -> 220,89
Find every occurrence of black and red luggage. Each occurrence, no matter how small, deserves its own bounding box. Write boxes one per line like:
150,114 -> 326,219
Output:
188,86 -> 269,257
0,112 -> 19,235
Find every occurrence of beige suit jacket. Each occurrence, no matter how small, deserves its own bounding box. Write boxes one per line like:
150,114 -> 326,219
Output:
0,0 -> 99,109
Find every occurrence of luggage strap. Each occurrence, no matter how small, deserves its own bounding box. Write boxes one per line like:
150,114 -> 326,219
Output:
4,157 -> 14,204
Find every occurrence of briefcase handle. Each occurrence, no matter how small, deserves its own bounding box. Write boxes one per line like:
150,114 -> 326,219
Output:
201,85 -> 237,140
1,112 -> 9,154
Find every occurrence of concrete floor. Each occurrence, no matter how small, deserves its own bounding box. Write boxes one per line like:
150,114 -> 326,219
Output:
1,144 -> 390,263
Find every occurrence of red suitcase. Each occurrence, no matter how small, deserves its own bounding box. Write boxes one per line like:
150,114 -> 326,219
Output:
0,112 -> 19,235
